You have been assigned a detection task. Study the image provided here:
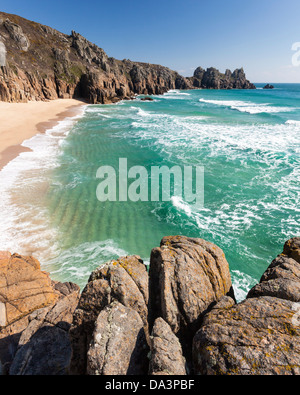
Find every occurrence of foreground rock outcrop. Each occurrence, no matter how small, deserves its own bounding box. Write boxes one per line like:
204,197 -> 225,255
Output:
87,302 -> 148,375
188,67 -> 256,90
149,236 -> 235,362
193,237 -> 300,375
0,12 -> 255,104
69,255 -> 149,375
0,252 -> 80,374
1,236 -> 299,375
149,318 -> 187,375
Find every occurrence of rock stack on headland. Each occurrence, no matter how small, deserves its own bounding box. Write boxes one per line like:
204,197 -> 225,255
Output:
0,12 -> 255,104
0,236 -> 299,375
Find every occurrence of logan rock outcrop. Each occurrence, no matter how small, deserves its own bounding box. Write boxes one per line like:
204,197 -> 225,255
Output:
189,67 -> 256,90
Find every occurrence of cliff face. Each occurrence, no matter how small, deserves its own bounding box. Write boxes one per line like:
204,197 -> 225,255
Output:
0,12 -> 188,103
0,12 -> 255,104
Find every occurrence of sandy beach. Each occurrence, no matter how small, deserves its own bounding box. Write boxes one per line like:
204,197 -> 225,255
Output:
0,99 -> 86,170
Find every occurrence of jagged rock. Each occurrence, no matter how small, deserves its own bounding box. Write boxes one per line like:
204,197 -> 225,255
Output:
0,252 -> 80,374
247,278 -> 300,302
149,236 -> 235,360
0,36 -> 6,67
129,63 -> 179,95
71,31 -> 108,70
149,318 -> 186,375
16,282 -> 80,346
3,19 -> 29,51
69,255 -> 148,375
190,66 -> 255,90
141,96 -> 154,101
9,282 -> 80,375
283,237 -> 300,263
193,66 -> 205,80
260,255 -> 300,283
194,239 -> 300,375
2,236 -> 300,376
69,279 -> 111,375
0,253 -> 59,328
193,296 -> 300,375
175,75 -> 192,90
10,326 -> 72,375
87,302 -> 148,375
89,256 -> 149,335
247,239 -> 300,302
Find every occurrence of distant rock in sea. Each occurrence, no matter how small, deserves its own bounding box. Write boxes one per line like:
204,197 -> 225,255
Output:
0,11 -> 255,104
263,84 -> 275,89
140,96 -> 154,101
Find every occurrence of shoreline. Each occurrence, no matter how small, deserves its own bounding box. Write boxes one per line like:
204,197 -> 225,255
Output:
0,98 -> 87,170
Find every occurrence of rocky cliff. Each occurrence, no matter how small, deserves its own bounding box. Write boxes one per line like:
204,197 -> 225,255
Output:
0,12 -> 188,104
1,236 -> 299,375
0,12 -> 255,104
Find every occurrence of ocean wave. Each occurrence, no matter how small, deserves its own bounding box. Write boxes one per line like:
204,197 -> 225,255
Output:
156,89 -> 191,100
153,198 -> 260,303
231,270 -> 257,302
134,107 -> 209,124
199,98 -> 295,114
171,196 -> 193,217
43,239 -> 128,286
129,108 -> 300,163
285,120 -> 300,126
0,106 -> 86,264
85,106 -> 113,118
166,90 -> 191,96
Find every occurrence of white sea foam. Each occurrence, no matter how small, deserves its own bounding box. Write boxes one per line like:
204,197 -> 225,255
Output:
156,89 -> 191,100
231,270 -> 257,302
171,196 -> 193,217
43,239 -> 128,285
166,89 -> 191,96
0,106 -> 86,264
135,107 -> 208,124
199,98 -> 295,114
85,106 -> 114,118
285,119 -> 300,126
130,108 -> 300,161
129,102 -> 300,243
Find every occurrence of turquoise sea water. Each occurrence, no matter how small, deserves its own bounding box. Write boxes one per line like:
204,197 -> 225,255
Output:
0,83 -> 299,301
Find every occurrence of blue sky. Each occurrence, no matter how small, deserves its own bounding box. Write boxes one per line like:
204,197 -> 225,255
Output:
1,0 -> 300,82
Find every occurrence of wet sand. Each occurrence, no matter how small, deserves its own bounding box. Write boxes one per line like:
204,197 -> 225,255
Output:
0,99 -> 86,170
